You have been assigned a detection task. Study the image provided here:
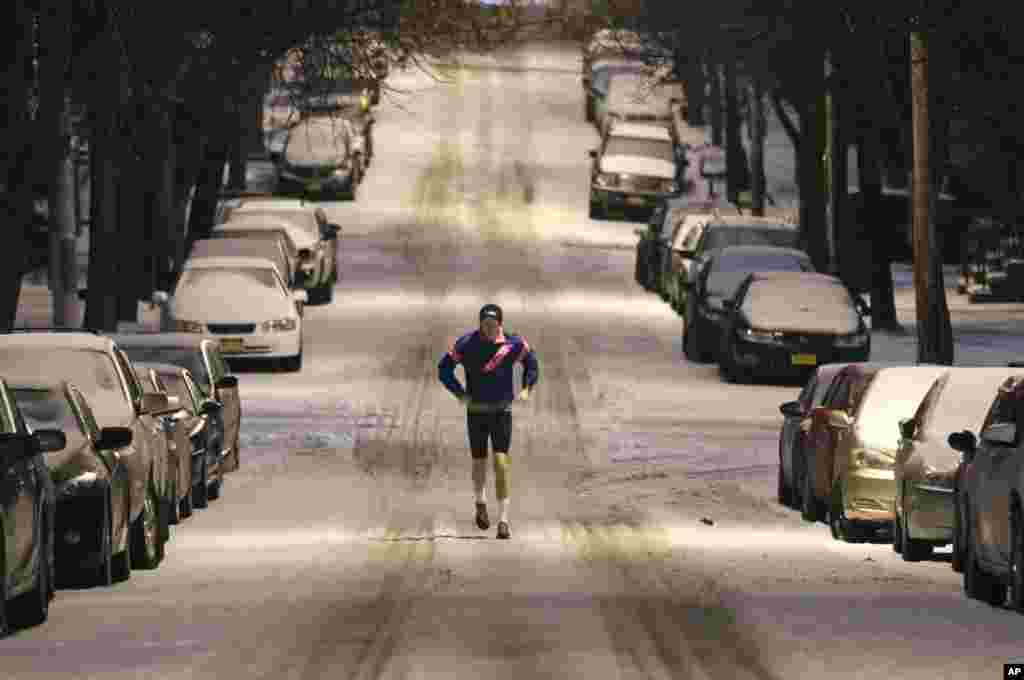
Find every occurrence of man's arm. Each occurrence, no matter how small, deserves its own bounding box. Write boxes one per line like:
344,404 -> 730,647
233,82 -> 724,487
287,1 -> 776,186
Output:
438,339 -> 468,399
519,339 -> 539,390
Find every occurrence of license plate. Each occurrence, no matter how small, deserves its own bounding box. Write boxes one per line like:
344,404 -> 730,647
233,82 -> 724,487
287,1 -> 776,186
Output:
221,338 -> 244,354
626,196 -> 646,206
791,353 -> 817,366
307,181 -> 322,192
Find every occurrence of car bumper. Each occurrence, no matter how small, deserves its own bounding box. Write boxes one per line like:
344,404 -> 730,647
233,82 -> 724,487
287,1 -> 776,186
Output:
591,187 -> 674,209
730,336 -> 870,377
842,468 -> 896,523
904,482 -> 955,541
212,329 -> 302,358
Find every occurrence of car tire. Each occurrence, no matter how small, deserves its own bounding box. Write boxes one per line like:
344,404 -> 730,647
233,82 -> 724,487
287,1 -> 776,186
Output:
10,516 -> 49,628
308,281 -> 334,305
193,458 -> 209,510
208,470 -> 223,501
1010,505 -> 1024,611
829,484 -> 860,542
129,481 -> 165,570
799,460 -> 819,523
899,492 -> 933,561
964,508 -> 1006,606
0,524 -> 7,636
179,481 -> 193,520
167,480 -> 180,526
951,493 -> 965,573
92,494 -> 114,588
892,515 -> 903,553
777,452 -> 792,508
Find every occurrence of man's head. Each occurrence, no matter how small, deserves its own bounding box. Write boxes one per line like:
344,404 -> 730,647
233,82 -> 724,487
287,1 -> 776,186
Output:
479,303 -> 503,341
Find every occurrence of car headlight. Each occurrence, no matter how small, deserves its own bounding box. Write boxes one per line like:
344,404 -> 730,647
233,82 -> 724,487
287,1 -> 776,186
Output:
596,172 -> 620,188
333,164 -> 350,176
835,331 -> 869,348
261,318 -> 298,332
854,449 -> 895,470
741,328 -> 782,344
174,320 -> 205,333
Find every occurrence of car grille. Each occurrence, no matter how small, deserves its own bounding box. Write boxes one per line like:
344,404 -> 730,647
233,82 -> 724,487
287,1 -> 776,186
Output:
287,165 -> 334,179
207,323 -> 256,335
623,176 -> 666,192
777,332 -> 835,352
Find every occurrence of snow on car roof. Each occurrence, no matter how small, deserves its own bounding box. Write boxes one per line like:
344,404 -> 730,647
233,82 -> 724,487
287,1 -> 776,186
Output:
213,217 -> 313,247
0,332 -> 113,352
706,215 -> 797,228
183,256 -> 278,271
110,332 -> 207,349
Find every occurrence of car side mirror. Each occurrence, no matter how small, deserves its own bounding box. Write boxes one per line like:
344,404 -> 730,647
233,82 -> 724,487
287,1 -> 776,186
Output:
779,401 -> 803,418
32,428 -> 66,453
293,290 -> 309,304
152,290 -> 169,305
898,418 -> 917,440
721,299 -> 736,310
96,426 -> 133,450
947,430 -> 977,459
199,399 -> 223,416
856,296 -> 871,316
215,375 -> 238,390
827,409 -> 853,429
140,392 -> 171,415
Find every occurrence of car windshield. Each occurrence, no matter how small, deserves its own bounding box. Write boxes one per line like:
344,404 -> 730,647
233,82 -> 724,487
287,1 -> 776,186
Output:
706,252 -> 811,299
856,371 -> 946,453
285,121 -> 348,163
11,387 -> 82,443
177,267 -> 279,292
230,209 -> 319,237
703,226 -> 799,251
0,349 -> 124,406
118,347 -> 209,388
605,137 -> 674,163
212,230 -> 296,256
160,373 -> 195,412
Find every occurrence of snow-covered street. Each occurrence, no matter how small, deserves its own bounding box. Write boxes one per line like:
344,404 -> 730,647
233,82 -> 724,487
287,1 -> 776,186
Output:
6,41 -> 1024,679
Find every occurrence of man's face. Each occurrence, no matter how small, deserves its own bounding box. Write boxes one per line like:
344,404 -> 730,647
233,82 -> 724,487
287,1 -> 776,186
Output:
480,318 -> 501,341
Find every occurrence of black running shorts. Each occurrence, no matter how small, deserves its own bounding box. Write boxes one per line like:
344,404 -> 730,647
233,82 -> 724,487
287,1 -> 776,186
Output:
467,410 -> 512,459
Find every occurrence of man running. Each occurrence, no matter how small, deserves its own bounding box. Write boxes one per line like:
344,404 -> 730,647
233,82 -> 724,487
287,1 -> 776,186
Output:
438,304 -> 539,539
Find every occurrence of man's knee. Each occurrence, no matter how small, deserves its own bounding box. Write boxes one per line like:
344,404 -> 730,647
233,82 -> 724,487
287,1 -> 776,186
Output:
493,451 -> 510,499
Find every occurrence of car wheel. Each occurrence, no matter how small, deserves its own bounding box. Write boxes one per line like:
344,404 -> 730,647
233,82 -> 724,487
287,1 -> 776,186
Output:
0,525 -> 7,636
167,479 -> 180,526
963,503 -> 1006,605
892,515 -> 903,553
10,516 -> 49,628
829,485 -> 860,542
91,494 -> 114,587
777,453 -> 792,508
178,481 -> 193,520
800,458 -> 819,522
1010,505 -> 1024,611
951,493 -> 965,573
208,468 -> 223,501
193,458 -> 209,510
900,493 -> 933,561
129,481 -> 165,570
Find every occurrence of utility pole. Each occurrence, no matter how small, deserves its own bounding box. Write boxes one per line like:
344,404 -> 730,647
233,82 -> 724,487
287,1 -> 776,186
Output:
910,29 -> 953,364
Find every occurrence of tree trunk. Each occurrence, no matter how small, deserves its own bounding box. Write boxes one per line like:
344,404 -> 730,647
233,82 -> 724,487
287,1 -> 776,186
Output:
794,68 -> 829,274
749,76 -> 766,216
151,102 -> 177,292
859,130 -> 900,331
83,100 -> 120,331
707,57 -> 723,147
723,59 -> 749,204
185,133 -> 229,257
0,0 -> 36,329
829,62 -> 848,283
910,31 -> 953,365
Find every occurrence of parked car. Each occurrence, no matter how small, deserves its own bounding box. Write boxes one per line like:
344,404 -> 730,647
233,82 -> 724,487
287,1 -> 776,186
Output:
682,246 -> 815,364
278,114 -> 360,200
660,203 -> 741,310
0,332 -> 172,574
132,363 -> 192,525
135,363 -> 223,514
588,121 -> 679,219
10,380 -> 135,589
188,237 -> 294,289
217,196 -> 341,302
803,363 -> 947,542
0,379 -> 63,631
670,215 -> 800,318
601,71 -> 684,135
948,375 -> 1024,608
153,257 -> 307,372
717,272 -> 871,383
778,363 -> 850,513
894,367 -> 1017,562
110,333 -> 240,476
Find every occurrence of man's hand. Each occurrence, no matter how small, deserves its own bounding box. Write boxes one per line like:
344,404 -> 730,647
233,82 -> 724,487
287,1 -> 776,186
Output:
518,387 -> 531,402
457,393 -> 471,405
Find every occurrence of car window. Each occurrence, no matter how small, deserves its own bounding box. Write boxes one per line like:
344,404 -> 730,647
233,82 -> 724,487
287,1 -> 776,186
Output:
913,373 -> 949,435
680,224 -> 703,251
119,347 -> 210,388
811,373 -> 838,407
604,137 -> 674,164
114,349 -> 143,405
12,387 -> 83,440
68,386 -> 101,440
825,375 -> 852,410
205,345 -> 228,386
982,390 -> 1020,434
798,375 -> 818,410
181,371 -> 203,411
705,253 -> 810,299
178,267 -> 280,291
0,349 -> 126,402
161,373 -> 192,409
701,226 -> 799,252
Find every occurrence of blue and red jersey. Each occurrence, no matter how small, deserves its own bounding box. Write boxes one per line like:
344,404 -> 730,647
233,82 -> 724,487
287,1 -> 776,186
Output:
438,329 -> 539,407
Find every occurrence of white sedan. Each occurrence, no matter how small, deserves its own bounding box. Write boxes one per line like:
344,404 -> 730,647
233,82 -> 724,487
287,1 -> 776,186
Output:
154,257 -> 308,372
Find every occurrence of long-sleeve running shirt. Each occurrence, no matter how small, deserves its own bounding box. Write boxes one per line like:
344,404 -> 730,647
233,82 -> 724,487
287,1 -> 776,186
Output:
438,329 -> 539,409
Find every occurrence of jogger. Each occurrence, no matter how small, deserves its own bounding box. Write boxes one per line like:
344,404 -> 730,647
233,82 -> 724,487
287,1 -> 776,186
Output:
438,303 -> 539,539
